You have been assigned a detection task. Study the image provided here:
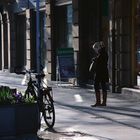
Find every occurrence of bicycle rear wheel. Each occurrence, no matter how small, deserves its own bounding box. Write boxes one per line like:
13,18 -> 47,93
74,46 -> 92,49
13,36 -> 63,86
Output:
42,89 -> 55,128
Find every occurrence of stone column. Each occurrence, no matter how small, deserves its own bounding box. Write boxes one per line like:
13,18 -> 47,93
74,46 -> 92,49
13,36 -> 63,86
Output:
0,13 -> 4,70
7,13 -> 11,71
26,9 -> 31,70
72,0 -> 79,85
45,2 -> 52,81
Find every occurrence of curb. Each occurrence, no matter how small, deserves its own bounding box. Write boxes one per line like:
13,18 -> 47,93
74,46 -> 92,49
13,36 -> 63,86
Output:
121,87 -> 140,101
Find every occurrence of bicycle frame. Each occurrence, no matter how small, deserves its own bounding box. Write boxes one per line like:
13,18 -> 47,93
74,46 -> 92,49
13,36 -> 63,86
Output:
24,70 -> 55,128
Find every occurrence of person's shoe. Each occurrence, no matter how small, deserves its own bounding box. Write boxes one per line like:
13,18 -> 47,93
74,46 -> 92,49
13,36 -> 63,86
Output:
100,103 -> 106,106
91,103 -> 101,107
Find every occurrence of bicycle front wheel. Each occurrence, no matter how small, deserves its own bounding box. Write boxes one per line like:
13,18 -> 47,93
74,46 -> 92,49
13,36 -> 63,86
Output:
42,90 -> 55,128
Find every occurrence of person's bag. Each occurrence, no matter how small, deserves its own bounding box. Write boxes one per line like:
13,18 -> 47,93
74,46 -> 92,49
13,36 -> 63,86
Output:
89,58 -> 96,72
89,61 -> 94,71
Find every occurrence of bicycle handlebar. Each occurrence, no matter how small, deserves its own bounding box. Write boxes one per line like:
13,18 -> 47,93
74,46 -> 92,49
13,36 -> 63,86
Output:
35,73 -> 45,79
24,69 -> 46,83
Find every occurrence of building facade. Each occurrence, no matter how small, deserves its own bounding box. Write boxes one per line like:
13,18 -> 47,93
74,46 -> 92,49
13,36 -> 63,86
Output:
48,0 -> 140,92
0,0 -> 52,79
0,0 -> 140,92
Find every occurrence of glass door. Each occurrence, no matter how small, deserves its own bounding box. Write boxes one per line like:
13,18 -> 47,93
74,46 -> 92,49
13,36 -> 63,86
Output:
109,0 -> 131,92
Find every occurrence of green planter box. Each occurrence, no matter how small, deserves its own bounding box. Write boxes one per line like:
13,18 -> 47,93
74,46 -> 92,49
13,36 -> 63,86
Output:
0,103 -> 40,137
0,105 -> 15,136
16,103 -> 40,135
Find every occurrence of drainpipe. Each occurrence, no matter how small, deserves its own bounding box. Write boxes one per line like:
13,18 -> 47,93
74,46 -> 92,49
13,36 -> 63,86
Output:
97,0 -> 102,41
36,0 -> 40,73
112,0 -> 116,92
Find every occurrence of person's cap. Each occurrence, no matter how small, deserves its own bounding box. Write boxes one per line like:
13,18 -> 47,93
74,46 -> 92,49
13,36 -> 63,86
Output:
92,42 -> 101,54
99,41 -> 105,48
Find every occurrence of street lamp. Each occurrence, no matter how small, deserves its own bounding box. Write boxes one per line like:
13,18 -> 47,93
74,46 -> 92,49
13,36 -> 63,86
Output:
36,0 -> 40,73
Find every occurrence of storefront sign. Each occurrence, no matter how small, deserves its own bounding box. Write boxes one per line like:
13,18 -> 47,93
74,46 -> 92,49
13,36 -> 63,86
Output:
102,0 -> 109,16
57,48 -> 75,79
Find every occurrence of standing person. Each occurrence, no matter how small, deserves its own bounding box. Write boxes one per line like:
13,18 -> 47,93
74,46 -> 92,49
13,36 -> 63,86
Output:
91,41 -> 109,107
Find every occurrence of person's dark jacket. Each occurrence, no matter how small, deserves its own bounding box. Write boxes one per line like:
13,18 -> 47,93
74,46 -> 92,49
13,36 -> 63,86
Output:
94,47 -> 109,82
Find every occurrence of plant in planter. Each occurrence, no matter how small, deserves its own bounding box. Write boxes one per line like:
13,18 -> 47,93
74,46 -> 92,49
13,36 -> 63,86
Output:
0,87 -> 14,104
0,86 -> 35,105
0,86 -> 40,137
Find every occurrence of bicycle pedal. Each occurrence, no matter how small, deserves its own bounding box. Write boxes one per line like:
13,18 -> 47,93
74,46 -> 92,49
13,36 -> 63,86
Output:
47,87 -> 52,91
47,117 -> 51,119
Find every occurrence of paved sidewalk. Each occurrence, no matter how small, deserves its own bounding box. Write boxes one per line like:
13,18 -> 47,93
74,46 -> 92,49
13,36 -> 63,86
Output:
38,85 -> 140,140
0,71 -> 140,101
0,71 -> 140,140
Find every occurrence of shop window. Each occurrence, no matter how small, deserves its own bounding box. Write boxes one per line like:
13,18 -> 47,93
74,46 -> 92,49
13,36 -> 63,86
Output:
67,4 -> 72,48
55,4 -> 72,48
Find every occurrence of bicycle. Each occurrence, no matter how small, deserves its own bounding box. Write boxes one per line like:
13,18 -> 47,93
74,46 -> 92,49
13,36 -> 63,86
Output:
23,69 -> 55,128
